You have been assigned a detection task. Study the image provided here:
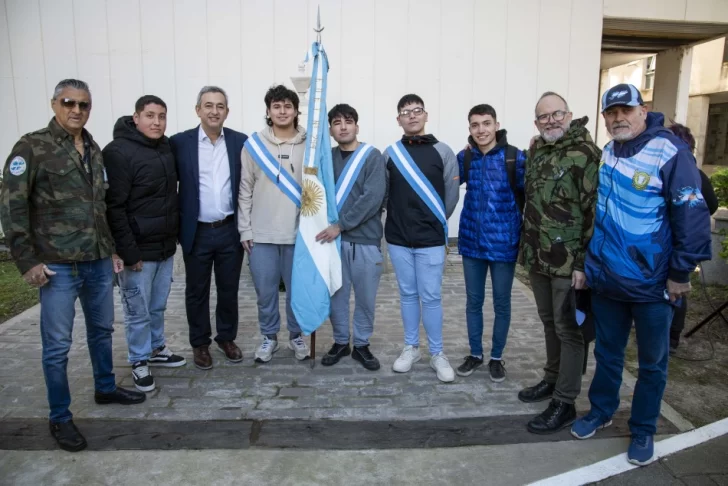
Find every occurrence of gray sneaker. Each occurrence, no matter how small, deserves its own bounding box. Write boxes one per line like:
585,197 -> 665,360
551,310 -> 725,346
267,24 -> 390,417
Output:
255,336 -> 279,363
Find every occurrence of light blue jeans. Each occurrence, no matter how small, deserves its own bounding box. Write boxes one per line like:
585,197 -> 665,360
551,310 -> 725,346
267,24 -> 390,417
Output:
388,244 -> 446,355
117,257 -> 174,363
330,242 -> 383,347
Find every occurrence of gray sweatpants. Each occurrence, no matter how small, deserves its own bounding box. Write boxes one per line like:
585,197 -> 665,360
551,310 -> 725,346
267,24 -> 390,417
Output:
248,243 -> 301,338
329,242 -> 383,347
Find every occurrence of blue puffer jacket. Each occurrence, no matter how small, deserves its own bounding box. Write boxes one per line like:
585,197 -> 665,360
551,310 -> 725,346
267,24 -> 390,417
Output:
457,130 -> 526,262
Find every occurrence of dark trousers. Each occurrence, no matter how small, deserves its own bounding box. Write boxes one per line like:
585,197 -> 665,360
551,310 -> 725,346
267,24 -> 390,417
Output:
183,221 -> 244,348
530,272 -> 584,404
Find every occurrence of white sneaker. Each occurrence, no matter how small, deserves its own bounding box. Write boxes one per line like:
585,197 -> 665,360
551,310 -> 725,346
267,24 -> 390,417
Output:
288,336 -> 310,361
254,336 -> 279,363
430,353 -> 455,382
392,345 -> 421,373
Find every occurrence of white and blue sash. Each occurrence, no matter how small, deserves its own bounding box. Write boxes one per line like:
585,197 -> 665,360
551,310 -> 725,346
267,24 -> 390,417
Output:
335,143 -> 374,212
244,132 -> 302,207
386,141 -> 448,241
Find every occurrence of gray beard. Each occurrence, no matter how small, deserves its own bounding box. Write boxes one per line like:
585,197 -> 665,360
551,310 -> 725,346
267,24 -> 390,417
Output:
540,121 -> 571,143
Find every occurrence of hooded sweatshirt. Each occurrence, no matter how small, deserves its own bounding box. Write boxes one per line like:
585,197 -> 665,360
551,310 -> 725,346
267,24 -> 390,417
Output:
585,112 -> 712,302
384,134 -> 460,248
237,125 -> 307,245
103,116 -> 178,265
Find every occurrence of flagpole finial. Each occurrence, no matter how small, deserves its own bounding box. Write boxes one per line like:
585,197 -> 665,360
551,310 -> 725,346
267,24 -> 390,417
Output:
314,5 -> 324,44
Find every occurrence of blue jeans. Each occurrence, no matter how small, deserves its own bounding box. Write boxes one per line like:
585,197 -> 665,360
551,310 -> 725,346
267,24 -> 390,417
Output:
462,257 -> 516,359
40,258 -> 116,424
389,244 -> 445,355
117,257 -> 174,363
588,292 -> 673,436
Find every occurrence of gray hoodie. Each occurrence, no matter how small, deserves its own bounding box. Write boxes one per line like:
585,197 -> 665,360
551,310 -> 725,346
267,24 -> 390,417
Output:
238,125 -> 307,245
332,145 -> 386,246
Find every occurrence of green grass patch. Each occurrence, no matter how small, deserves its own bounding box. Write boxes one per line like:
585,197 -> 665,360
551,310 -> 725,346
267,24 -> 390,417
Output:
0,252 -> 38,323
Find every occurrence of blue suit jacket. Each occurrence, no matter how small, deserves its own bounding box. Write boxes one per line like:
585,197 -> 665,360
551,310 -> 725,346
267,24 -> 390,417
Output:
170,126 -> 248,254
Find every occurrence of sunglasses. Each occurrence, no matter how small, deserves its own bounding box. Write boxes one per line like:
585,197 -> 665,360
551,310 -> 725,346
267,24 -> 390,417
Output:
59,98 -> 91,111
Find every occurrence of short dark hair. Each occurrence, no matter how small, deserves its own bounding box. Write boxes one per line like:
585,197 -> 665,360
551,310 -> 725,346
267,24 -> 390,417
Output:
468,104 -> 497,122
265,85 -> 300,128
328,104 -> 358,125
397,94 -> 425,113
669,122 -> 696,152
135,95 -> 167,113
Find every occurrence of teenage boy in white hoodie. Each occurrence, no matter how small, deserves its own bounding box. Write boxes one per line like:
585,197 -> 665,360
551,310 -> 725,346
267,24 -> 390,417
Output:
238,85 -> 309,363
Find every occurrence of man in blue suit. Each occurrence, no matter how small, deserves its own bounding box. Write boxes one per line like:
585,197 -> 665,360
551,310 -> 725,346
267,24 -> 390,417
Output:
170,86 -> 247,370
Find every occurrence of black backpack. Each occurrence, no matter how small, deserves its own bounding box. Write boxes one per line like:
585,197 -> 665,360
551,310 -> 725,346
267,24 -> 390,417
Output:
463,145 -> 525,213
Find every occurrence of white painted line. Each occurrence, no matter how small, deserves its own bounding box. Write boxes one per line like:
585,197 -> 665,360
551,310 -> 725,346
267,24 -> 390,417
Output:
529,417 -> 728,486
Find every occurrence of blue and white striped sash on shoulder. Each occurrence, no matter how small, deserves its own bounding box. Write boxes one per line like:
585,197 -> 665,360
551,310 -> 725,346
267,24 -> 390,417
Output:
335,143 -> 374,212
244,132 -> 302,207
386,140 -> 448,241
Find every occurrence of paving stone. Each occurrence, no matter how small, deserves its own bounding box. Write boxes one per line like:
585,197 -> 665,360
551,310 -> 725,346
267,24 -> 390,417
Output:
662,435 -> 728,476
0,258 -> 657,425
681,476 -> 721,486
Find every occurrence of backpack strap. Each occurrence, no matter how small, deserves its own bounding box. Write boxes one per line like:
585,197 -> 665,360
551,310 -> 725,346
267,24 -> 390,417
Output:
463,149 -> 473,184
505,145 -> 525,213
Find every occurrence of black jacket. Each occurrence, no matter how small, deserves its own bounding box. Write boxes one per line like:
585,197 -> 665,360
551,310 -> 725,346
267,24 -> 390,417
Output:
385,134 -> 460,248
103,116 -> 179,265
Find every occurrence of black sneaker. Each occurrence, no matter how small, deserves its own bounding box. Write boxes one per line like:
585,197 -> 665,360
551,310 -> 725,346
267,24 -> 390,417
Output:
148,345 -> 187,368
321,343 -> 351,366
49,420 -> 87,452
131,361 -> 155,392
352,345 -> 381,371
488,359 -> 506,382
456,356 -> 484,377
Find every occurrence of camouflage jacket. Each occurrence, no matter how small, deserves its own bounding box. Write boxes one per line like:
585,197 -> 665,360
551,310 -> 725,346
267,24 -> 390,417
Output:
519,117 -> 601,278
0,118 -> 115,274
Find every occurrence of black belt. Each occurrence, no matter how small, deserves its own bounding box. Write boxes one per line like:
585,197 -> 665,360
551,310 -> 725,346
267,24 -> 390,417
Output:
198,215 -> 234,228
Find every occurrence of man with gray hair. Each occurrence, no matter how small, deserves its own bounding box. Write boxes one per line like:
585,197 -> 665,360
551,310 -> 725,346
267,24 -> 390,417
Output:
1,78 -> 146,452
517,91 -> 600,434
170,86 -> 248,370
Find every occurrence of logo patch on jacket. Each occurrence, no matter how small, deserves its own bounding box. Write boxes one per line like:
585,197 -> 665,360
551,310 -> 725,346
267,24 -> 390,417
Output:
673,187 -> 705,208
9,156 -> 26,176
631,171 -> 650,190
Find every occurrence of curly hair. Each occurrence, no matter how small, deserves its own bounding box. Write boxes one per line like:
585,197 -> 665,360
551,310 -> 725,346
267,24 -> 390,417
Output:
264,85 -> 300,128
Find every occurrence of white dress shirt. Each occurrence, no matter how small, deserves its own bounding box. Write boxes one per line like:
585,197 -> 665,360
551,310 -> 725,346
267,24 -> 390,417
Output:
197,126 -> 233,222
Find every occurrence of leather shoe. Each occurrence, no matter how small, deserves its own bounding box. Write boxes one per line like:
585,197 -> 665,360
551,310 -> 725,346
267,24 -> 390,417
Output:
94,386 -> 146,405
217,340 -> 243,363
527,399 -> 576,435
194,344 -> 213,370
518,380 -> 555,403
49,420 -> 87,452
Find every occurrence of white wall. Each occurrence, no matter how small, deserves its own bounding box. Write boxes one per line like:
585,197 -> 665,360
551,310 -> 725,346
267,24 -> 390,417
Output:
0,0 -> 603,236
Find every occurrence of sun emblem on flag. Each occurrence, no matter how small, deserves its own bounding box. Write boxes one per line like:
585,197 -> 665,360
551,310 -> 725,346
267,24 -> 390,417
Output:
300,179 -> 323,216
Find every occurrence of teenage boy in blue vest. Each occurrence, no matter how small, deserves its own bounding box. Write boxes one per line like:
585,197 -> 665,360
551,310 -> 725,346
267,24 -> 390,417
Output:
317,103 -> 386,370
384,94 -> 460,383
456,104 -> 526,382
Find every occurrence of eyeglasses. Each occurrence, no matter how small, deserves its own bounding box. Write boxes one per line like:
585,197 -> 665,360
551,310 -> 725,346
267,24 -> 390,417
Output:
59,98 -> 91,111
399,107 -> 425,118
536,110 -> 568,124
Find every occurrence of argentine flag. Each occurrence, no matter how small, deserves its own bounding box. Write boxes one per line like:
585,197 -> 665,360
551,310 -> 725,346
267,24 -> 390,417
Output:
291,41 -> 342,335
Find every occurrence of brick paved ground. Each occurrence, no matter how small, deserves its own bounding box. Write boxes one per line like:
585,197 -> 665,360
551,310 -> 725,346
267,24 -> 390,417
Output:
0,254 -> 640,423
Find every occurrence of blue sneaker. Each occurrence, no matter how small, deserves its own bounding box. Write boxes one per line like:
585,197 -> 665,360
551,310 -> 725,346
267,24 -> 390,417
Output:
571,413 -> 613,439
628,434 -> 655,466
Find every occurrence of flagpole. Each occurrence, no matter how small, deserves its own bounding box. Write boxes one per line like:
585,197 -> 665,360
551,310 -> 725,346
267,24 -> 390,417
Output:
308,5 -> 325,370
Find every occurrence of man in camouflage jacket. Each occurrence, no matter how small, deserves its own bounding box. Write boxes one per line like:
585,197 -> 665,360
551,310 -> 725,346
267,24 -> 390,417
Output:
0,79 -> 145,453
516,92 -> 600,435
